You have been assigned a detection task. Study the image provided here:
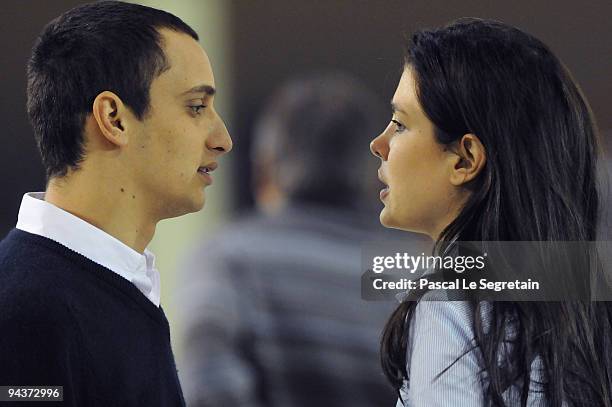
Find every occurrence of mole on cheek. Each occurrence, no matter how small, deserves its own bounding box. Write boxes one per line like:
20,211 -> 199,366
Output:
132,195 -> 136,199
120,188 -> 124,192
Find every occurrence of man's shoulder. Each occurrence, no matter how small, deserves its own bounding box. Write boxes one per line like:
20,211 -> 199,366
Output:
0,267 -> 75,321
0,282 -> 78,346
0,230 -> 81,324
0,229 -> 69,267
0,229 -> 89,285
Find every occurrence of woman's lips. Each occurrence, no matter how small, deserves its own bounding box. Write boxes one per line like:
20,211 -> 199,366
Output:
380,187 -> 389,200
377,168 -> 389,200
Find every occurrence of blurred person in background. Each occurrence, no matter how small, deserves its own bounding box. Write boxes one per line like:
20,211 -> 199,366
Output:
0,1 -> 231,405
177,74 -> 408,406
371,18 -> 612,406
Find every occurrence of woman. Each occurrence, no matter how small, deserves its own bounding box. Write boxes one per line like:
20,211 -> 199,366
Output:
370,18 -> 612,406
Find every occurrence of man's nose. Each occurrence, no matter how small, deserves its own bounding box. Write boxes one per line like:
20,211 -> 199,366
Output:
206,112 -> 233,155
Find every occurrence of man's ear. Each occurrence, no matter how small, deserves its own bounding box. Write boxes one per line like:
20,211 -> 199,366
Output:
91,91 -> 130,147
448,133 -> 487,186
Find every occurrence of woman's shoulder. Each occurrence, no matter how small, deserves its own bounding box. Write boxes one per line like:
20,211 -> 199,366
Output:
411,297 -> 485,341
401,300 -> 546,406
401,299 -> 485,405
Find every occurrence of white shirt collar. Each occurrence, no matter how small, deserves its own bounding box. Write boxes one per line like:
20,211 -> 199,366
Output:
16,192 -> 161,307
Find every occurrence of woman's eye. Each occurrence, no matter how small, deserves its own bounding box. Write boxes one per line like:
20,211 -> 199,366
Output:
391,119 -> 406,133
190,105 -> 206,115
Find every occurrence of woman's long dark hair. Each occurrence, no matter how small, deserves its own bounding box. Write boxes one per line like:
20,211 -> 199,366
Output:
381,18 -> 612,406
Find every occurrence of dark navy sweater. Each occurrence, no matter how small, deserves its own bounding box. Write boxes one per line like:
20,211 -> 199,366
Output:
0,229 -> 185,406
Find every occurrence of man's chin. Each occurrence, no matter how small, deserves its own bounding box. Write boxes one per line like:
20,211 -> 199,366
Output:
160,192 -> 206,220
191,190 -> 206,212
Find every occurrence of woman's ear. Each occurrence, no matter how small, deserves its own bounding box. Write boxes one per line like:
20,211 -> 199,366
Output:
448,133 -> 486,186
91,91 -> 129,147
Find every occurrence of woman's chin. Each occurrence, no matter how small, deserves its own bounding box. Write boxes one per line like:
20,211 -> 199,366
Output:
380,208 -> 429,236
379,207 -> 398,229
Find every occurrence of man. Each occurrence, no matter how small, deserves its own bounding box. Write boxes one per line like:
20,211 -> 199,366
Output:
177,75 -> 411,406
0,2 -> 231,406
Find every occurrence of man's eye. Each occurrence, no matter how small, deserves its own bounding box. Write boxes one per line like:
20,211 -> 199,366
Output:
190,105 -> 207,115
391,119 -> 406,133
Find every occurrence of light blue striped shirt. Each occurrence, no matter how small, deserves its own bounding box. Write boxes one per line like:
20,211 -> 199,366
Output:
396,299 -> 548,406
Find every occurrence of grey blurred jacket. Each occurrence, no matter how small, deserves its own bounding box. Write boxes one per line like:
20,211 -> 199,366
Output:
176,204 -> 398,407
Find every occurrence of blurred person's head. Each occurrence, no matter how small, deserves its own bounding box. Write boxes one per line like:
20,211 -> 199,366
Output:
27,1 -> 232,219
374,18 -> 609,406
251,74 -> 385,213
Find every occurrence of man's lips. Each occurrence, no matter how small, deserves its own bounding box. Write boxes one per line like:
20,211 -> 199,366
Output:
198,162 -> 218,174
197,162 -> 217,185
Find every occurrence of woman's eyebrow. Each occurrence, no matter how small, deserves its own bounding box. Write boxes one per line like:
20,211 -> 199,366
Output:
390,101 -> 408,115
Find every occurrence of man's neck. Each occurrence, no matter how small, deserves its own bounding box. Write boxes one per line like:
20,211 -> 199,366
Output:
45,174 -> 156,254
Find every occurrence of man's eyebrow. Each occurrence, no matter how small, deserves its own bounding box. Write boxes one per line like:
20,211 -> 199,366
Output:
390,102 -> 407,115
182,84 -> 216,96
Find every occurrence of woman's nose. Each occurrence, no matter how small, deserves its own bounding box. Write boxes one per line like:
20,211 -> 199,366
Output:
370,132 -> 389,160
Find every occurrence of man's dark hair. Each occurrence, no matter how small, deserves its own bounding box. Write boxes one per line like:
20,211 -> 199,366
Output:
252,73 -> 385,209
27,1 -> 198,179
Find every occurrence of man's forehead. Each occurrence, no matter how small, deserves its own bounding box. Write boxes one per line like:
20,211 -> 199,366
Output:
157,28 -> 215,92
